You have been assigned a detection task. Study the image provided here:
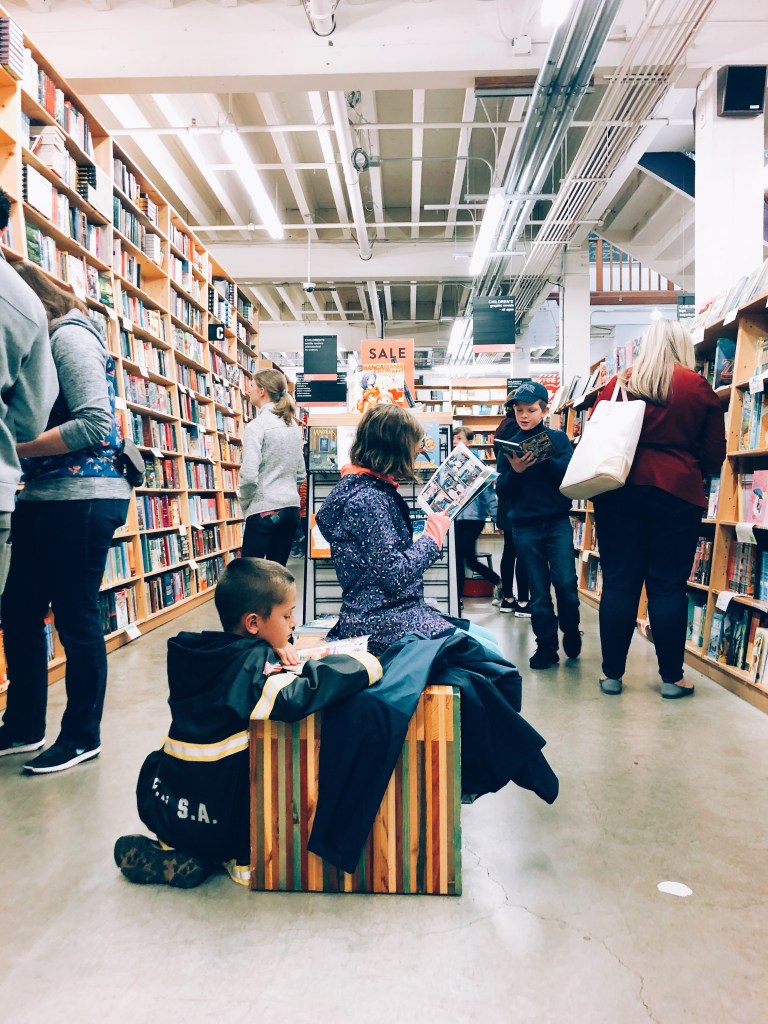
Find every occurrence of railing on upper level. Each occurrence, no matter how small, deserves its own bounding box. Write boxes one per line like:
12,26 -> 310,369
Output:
589,234 -> 678,303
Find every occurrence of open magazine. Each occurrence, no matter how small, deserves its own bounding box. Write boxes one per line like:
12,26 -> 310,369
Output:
417,442 -> 497,520
285,635 -> 370,673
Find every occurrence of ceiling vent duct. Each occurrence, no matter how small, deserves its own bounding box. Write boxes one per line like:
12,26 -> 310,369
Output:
303,0 -> 337,37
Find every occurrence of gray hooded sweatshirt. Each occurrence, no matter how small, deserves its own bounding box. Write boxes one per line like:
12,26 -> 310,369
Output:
0,251 -> 57,511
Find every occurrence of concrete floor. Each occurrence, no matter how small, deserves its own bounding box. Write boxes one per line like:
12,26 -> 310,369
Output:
2,560 -> 767,1023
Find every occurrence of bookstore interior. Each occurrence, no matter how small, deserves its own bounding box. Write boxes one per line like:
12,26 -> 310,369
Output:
2,0 -> 768,1018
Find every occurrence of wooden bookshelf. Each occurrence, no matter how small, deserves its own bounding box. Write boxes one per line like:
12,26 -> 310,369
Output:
567,255 -> 768,713
0,8 -> 262,703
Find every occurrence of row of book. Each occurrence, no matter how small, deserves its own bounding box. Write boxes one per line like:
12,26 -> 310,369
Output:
173,326 -> 206,364
583,558 -> 603,595
142,457 -> 180,490
99,586 -> 138,635
697,337 -> 736,390
179,392 -> 204,425
739,389 -> 768,452
686,594 -> 707,649
215,410 -> 238,437
693,256 -> 768,335
118,294 -> 166,340
145,567 -> 193,614
114,244 -> 142,289
141,531 -> 191,573
172,291 -> 203,334
181,424 -> 215,459
23,165 -> 108,261
192,525 -> 223,558
724,541 -> 764,595
122,373 -> 174,416
571,518 -> 586,549
188,495 -> 221,526
170,224 -> 199,261
135,495 -> 182,531
186,461 -> 216,490
707,604 -> 768,683
25,224 -> 113,305
129,412 -> 178,452
220,467 -> 239,492
23,48 -> 94,158
689,536 -> 713,586
120,331 -> 171,379
103,540 -> 136,587
0,16 -> 24,80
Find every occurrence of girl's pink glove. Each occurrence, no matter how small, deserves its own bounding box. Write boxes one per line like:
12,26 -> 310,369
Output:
423,513 -> 451,548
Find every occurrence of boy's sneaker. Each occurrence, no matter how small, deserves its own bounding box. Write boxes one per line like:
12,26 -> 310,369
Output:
114,834 -> 210,889
0,726 -> 45,758
529,647 -> 559,670
514,601 -> 532,618
23,740 -> 100,774
563,628 -> 583,659
499,598 -> 516,614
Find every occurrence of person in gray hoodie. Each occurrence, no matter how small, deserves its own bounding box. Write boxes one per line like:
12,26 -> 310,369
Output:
0,190 -> 57,594
0,262 -> 132,774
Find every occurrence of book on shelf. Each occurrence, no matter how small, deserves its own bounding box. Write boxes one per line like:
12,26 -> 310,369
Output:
726,541 -> 757,595
708,603 -> 768,674
750,626 -> 768,684
713,338 -> 736,389
417,442 -> 497,520
689,537 -> 713,586
414,421 -> 441,468
0,16 -> 25,80
705,475 -> 720,519
308,513 -> 331,559
494,433 -> 555,464
686,593 -> 707,649
737,470 -> 768,524
739,391 -> 768,451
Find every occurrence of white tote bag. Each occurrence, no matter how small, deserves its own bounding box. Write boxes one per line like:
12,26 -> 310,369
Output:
559,382 -> 646,500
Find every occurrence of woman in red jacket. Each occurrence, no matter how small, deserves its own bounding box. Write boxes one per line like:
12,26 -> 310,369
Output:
591,319 -> 726,699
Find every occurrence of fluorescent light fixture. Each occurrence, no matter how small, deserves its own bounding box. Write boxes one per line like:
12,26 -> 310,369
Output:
541,0 -> 572,28
221,131 -> 284,240
447,317 -> 468,357
469,190 -> 507,276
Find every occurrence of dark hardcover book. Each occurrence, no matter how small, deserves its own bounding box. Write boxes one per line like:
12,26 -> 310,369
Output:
494,433 -> 555,464
713,337 -> 736,389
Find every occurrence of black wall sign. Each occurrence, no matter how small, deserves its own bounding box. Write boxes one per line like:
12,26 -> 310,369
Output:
208,324 -> 225,345
295,372 -> 347,405
677,293 -> 696,323
506,377 -> 531,396
473,296 -> 516,346
303,335 -> 338,380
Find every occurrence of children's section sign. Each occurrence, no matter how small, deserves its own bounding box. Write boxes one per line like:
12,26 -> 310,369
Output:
360,339 -> 414,393
303,335 -> 338,381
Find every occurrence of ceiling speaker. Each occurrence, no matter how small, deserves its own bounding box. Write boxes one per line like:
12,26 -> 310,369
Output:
716,65 -> 766,117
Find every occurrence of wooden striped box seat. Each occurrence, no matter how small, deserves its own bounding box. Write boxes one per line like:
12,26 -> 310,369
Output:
249,685 -> 461,895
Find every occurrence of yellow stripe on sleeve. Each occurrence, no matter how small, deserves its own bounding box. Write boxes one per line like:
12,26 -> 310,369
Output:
347,650 -> 383,685
250,672 -> 297,720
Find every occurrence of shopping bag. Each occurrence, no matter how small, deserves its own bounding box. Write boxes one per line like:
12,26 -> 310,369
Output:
559,382 -> 645,499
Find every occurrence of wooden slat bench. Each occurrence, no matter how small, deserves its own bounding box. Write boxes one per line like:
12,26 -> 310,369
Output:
249,685 -> 461,895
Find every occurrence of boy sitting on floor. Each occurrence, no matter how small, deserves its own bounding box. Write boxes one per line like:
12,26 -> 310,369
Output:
114,557 -> 381,888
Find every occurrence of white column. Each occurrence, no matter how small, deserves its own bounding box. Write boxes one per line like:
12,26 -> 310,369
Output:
694,68 -> 765,304
511,347 -> 530,380
560,246 -> 591,385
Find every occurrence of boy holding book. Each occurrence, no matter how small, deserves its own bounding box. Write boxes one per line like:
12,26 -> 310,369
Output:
113,557 -> 381,888
495,381 -> 581,670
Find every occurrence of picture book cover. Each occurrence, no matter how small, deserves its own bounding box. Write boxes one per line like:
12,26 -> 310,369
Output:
414,421 -> 441,468
308,426 -> 338,471
713,337 -> 736,389
350,363 -> 407,414
417,442 -> 496,520
742,470 -> 768,525
494,432 -> 555,464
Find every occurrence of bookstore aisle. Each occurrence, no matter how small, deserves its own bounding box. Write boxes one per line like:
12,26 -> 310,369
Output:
2,568 -> 768,1024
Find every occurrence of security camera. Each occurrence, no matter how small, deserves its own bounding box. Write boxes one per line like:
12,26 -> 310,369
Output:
302,281 -> 316,294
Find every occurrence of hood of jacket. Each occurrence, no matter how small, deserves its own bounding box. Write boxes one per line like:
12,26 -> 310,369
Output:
50,309 -> 105,345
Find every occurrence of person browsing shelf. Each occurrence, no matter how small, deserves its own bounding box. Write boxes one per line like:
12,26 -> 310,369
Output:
239,369 -> 306,565
315,405 -> 455,656
0,263 -> 132,774
494,393 -> 531,616
453,428 -> 501,604
114,557 -> 381,888
0,189 -> 57,595
495,381 -> 581,671
591,319 -> 726,699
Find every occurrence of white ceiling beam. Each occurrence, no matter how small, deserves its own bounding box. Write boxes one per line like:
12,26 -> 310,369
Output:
630,190 -> 691,248
491,96 -> 525,187
356,285 -> 371,320
276,286 -> 304,321
367,280 -> 383,337
433,282 -> 444,320
257,92 -> 317,240
308,91 -> 352,241
357,92 -> 385,241
332,290 -> 349,322
250,286 -> 282,322
384,285 -> 394,323
410,283 -> 417,322
410,89 -> 425,241
209,240 -> 472,281
152,94 -> 250,238
305,291 -> 327,320
444,90 -> 476,239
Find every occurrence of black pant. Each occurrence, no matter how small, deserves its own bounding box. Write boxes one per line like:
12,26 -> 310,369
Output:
242,506 -> 300,565
1,497 -> 129,748
512,516 -> 580,651
500,529 -> 529,602
454,519 -> 500,598
592,484 -> 703,684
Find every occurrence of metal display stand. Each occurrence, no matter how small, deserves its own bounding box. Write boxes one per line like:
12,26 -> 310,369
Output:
303,422 -> 458,624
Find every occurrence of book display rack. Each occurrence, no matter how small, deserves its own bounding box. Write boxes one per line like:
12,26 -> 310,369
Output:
415,377 -> 509,465
565,257 -> 768,713
0,9 -> 261,697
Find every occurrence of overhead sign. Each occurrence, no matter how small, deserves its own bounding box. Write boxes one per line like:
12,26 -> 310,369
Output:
303,335 -> 338,381
208,324 -> 225,345
473,296 -> 516,351
677,293 -> 696,324
361,339 -> 415,393
295,372 -> 347,406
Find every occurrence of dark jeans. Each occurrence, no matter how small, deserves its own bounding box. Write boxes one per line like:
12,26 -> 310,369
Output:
512,516 -> 580,651
242,506 -> 301,565
454,519 -> 500,598
500,529 -> 529,602
593,484 -> 703,684
2,497 -> 130,748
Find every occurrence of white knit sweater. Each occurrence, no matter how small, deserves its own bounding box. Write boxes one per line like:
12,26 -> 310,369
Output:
238,404 -> 306,518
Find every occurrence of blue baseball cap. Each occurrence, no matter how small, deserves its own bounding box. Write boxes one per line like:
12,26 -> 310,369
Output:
513,380 -> 549,404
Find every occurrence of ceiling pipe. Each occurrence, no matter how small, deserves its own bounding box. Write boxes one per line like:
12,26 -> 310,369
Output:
303,0 -> 336,37
328,91 -> 373,261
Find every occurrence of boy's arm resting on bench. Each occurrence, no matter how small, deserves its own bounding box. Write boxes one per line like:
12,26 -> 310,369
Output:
250,652 -> 382,723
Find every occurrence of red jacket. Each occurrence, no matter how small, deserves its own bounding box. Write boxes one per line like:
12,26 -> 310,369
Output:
592,366 -> 726,508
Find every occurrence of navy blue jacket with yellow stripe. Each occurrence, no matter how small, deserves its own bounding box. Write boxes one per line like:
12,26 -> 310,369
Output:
135,630 -> 380,870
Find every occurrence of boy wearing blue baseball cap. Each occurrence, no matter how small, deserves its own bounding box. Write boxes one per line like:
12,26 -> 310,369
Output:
495,381 -> 581,670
